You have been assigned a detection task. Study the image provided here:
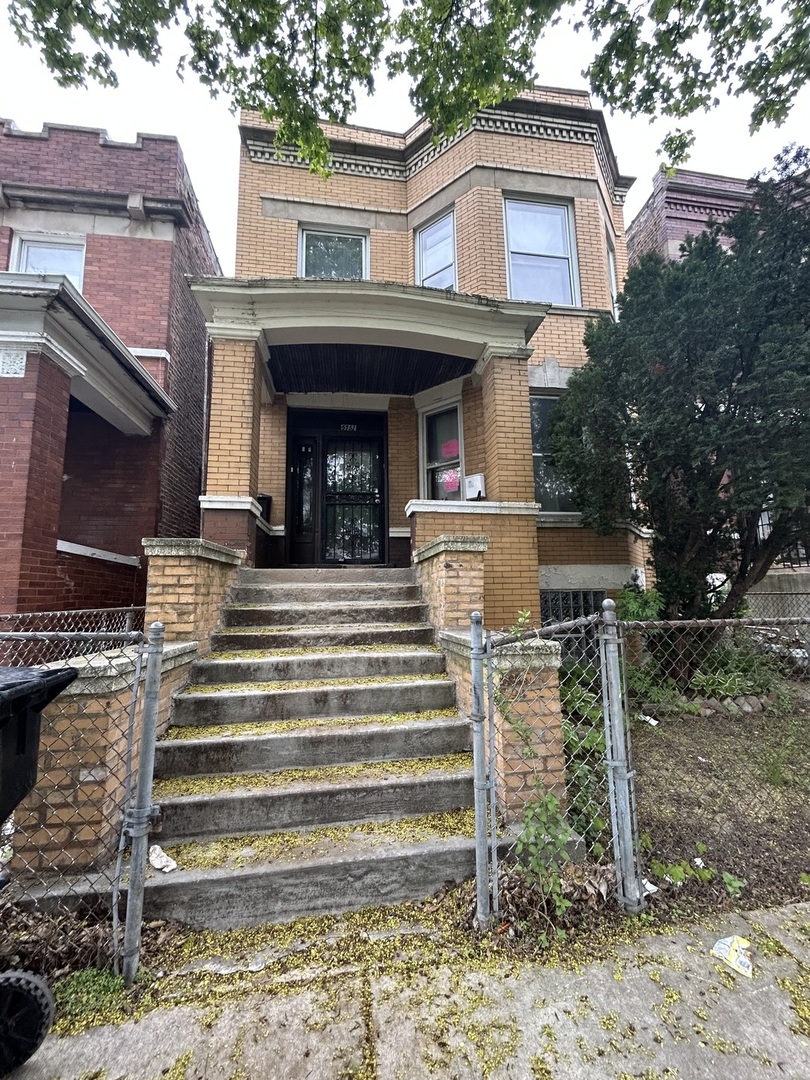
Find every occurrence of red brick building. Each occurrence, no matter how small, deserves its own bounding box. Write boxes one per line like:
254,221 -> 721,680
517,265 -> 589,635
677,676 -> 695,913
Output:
192,90 -> 650,628
626,167 -> 752,263
0,120 -> 220,613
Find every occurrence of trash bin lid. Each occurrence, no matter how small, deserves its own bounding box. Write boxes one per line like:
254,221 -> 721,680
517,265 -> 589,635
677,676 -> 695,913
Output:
0,666 -> 78,724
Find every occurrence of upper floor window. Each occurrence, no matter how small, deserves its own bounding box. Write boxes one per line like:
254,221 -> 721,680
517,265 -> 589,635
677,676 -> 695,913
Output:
530,395 -> 577,512
417,212 -> 456,289
13,237 -> 85,289
607,233 -> 619,318
300,228 -> 367,280
505,200 -> 578,306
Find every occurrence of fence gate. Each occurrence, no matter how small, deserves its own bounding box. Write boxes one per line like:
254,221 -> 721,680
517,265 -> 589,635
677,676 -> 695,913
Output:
470,601 -> 645,930
0,610 -> 163,984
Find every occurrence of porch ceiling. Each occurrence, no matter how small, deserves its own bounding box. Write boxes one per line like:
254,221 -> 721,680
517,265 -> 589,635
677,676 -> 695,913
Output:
190,279 -> 550,381
269,342 -> 475,394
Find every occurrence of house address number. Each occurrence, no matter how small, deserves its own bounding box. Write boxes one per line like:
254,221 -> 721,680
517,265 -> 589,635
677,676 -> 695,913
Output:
340,424 -> 357,432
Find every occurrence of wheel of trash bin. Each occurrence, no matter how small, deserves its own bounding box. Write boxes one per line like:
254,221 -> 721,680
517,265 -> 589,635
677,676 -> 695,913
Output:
0,970 -> 55,1076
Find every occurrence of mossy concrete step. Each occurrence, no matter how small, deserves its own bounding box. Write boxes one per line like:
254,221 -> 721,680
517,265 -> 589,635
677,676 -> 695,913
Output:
210,624 -> 435,651
190,648 -> 445,685
171,676 -> 456,727
142,834 -> 476,929
239,566 -> 415,585
230,582 -> 421,605
155,761 -> 473,841
154,713 -> 470,777
222,600 -> 428,627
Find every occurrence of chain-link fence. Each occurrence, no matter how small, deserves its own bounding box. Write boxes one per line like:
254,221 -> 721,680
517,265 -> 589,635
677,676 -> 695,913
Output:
745,589 -> 810,620
470,605 -> 644,934
471,603 -> 810,931
0,613 -> 163,983
625,614 -> 810,909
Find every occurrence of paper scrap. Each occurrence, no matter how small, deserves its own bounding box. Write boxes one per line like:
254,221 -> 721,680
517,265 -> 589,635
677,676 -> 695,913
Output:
642,878 -> 659,895
640,714 -> 659,726
711,935 -> 753,978
149,844 -> 178,874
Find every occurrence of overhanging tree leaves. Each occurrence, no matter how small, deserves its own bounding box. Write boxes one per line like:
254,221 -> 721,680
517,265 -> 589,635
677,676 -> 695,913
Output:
551,146 -> 810,619
7,0 -> 810,168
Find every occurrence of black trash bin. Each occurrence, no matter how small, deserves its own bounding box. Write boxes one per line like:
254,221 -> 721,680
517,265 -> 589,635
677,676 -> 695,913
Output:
0,664 -> 77,1078
0,666 -> 78,825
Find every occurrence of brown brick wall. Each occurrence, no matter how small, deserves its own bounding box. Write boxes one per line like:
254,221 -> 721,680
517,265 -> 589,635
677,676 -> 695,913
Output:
206,339 -> 262,495
54,551 -> 139,609
0,122 -> 187,202
0,352 -> 70,613
258,395 -> 288,527
388,397 -> 418,527
412,511 -> 540,629
481,357 -> 535,503
461,378 -> 486,478
59,409 -> 162,557
83,234 -> 172,350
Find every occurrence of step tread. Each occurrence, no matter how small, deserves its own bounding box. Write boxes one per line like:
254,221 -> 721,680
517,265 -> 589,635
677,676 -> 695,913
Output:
152,809 -> 476,875
180,674 -> 452,696
162,709 -> 463,743
153,753 -> 472,801
201,646 -> 441,661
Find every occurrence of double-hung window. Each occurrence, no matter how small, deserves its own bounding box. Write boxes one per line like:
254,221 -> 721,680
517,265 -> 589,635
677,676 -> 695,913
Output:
505,200 -> 578,306
416,212 -> 456,289
424,406 -> 462,501
530,395 -> 577,512
300,229 -> 367,280
14,237 -> 85,290
607,233 -> 619,318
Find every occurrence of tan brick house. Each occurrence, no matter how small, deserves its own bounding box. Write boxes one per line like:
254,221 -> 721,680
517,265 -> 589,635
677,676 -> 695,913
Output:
0,121 -> 221,613
192,89 -> 649,628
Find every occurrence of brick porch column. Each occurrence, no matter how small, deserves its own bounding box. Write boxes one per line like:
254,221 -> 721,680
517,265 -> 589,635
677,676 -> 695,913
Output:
200,335 -> 264,564
0,350 -> 70,612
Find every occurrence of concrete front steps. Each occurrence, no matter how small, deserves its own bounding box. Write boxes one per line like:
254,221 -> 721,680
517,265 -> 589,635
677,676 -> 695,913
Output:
145,566 -> 474,928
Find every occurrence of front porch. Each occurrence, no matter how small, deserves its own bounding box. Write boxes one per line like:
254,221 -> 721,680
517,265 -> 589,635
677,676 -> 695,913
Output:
192,278 -> 549,628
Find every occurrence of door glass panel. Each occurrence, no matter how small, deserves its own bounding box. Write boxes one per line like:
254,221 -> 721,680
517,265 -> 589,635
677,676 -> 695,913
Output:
324,438 -> 382,561
294,441 -> 314,535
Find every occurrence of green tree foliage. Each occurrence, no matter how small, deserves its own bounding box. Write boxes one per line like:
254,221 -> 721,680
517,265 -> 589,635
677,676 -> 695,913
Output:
551,146 -> 810,619
8,0 -> 810,168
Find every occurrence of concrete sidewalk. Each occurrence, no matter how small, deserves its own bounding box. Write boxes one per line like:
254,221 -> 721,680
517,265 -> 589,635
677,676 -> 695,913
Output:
12,902 -> 810,1080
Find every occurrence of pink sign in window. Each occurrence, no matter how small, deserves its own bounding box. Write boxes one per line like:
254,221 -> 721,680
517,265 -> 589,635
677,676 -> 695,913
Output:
441,439 -> 459,459
443,469 -> 460,492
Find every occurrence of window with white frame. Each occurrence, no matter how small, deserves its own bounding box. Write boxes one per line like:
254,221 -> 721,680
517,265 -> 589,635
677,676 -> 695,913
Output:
607,233 -> 619,318
424,406 -> 462,501
13,237 -> 85,289
300,228 -> 367,280
530,395 -> 577,512
505,200 -> 578,306
417,211 -> 456,289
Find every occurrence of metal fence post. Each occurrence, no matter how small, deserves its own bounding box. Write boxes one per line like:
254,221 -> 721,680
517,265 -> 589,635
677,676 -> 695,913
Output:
122,621 -> 164,987
470,611 -> 491,930
600,600 -> 645,914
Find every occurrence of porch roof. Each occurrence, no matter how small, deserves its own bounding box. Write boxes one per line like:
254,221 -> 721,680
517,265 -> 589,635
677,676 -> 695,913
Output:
0,273 -> 175,434
190,278 -> 550,394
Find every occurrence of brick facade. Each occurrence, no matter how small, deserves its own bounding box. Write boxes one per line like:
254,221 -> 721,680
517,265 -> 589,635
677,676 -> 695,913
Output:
0,119 -> 221,613
195,88 -> 649,620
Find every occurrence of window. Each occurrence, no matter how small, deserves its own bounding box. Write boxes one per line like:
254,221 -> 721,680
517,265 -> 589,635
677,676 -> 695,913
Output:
300,229 -> 367,280
505,200 -> 577,305
14,238 -> 85,289
607,234 -> 619,318
417,212 -> 456,289
530,395 -> 577,512
424,406 -> 462,501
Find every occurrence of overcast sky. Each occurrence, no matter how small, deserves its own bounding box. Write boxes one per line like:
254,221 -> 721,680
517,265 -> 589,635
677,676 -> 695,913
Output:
2,18 -> 808,275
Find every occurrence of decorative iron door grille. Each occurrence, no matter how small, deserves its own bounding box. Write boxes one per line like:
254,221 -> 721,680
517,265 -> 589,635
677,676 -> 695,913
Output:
323,437 -> 383,563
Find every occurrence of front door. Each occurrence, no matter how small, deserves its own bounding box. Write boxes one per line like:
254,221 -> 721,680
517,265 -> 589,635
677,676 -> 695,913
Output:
287,411 -> 386,564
